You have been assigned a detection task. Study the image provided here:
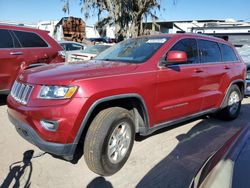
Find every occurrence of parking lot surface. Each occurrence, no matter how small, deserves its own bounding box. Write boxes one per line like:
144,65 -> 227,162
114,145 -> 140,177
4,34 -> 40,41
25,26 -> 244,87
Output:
0,96 -> 250,188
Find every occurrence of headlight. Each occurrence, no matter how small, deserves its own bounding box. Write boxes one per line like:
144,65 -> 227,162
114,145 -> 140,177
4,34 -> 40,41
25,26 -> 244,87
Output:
38,85 -> 77,99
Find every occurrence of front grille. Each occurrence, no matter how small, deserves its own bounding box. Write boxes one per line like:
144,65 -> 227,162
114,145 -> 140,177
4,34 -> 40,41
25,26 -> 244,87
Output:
10,81 -> 33,105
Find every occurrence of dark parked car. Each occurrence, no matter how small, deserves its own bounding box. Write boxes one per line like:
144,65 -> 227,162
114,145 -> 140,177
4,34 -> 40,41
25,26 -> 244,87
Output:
190,124 -> 250,188
0,24 -> 64,94
87,37 -> 108,43
8,34 -> 246,176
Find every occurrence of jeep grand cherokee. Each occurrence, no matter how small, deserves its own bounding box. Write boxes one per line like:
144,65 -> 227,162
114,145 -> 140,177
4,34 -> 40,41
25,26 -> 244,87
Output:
7,34 -> 246,176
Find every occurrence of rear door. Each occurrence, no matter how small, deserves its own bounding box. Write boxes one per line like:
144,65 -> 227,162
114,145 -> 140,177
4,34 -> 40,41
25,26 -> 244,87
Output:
155,38 -> 206,124
0,29 -> 25,90
12,30 -> 52,65
197,39 -> 232,110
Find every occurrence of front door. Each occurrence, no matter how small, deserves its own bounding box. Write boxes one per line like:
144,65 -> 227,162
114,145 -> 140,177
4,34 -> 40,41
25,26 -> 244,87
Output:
155,38 -> 205,124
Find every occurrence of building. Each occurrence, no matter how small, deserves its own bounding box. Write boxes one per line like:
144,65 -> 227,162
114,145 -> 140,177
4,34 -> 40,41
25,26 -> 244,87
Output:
143,19 -> 250,46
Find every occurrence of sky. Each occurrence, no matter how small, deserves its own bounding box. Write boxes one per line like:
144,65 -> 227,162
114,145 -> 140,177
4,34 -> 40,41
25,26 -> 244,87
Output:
1,0 -> 250,26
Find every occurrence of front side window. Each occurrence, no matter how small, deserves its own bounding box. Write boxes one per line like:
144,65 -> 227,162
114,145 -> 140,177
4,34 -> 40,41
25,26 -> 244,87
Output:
95,37 -> 170,63
220,44 -> 238,62
170,38 -> 199,64
198,39 -> 221,63
0,29 -> 14,48
13,30 -> 48,48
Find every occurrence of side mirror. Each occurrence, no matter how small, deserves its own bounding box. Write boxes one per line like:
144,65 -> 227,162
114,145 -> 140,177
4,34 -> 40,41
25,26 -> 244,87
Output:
166,51 -> 188,64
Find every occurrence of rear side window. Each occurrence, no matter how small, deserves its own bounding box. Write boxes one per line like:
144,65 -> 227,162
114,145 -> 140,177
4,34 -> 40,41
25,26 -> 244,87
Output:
67,43 -> 84,51
61,43 -> 84,51
13,30 -> 48,48
0,29 -> 14,48
220,44 -> 238,62
170,38 -> 199,64
198,39 -> 221,63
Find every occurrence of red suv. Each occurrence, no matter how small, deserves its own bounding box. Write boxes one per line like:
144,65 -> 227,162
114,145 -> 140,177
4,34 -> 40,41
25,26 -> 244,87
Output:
0,24 -> 64,94
7,34 -> 246,176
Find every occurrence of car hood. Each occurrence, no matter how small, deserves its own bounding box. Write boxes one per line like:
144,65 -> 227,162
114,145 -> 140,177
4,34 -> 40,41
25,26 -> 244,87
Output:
19,60 -> 139,85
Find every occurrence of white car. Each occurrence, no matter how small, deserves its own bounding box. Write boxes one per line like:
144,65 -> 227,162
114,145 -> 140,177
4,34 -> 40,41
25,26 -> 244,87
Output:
58,41 -> 87,60
67,45 -> 111,62
59,41 -> 86,51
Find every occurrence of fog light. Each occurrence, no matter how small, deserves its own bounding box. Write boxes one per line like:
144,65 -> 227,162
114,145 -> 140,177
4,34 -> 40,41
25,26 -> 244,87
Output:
40,120 -> 58,131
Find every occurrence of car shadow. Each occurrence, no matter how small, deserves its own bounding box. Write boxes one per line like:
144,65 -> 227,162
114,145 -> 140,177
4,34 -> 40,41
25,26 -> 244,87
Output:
136,103 -> 250,188
0,95 -> 8,106
135,115 -> 209,142
87,177 -> 113,188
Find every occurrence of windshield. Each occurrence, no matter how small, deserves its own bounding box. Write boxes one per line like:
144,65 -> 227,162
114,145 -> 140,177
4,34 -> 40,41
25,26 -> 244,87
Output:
82,45 -> 110,54
95,36 -> 170,63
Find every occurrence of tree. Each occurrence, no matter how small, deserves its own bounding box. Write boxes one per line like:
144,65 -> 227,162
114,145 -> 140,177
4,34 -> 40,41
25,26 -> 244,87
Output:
62,0 -> 164,40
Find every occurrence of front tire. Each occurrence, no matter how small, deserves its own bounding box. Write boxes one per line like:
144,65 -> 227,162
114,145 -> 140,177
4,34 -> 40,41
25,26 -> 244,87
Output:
218,85 -> 242,120
84,107 -> 135,176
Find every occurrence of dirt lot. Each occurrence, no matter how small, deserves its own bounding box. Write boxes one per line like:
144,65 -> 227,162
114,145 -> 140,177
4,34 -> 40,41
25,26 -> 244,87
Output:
0,95 -> 250,188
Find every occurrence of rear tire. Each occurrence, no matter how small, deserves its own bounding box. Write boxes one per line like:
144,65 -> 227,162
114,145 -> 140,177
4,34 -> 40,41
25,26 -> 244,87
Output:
217,85 -> 242,120
84,107 -> 135,176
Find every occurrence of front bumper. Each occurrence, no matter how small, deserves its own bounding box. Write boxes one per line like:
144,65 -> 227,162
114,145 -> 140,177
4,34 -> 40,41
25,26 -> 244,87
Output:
7,94 -> 87,144
245,79 -> 250,95
8,111 -> 75,159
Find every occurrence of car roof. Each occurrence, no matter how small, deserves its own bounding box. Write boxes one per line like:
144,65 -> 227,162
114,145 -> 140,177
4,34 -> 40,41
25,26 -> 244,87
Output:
58,41 -> 85,45
137,33 -> 228,44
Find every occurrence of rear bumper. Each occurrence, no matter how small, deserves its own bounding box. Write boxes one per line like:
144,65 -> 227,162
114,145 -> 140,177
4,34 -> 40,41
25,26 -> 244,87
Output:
8,111 -> 75,159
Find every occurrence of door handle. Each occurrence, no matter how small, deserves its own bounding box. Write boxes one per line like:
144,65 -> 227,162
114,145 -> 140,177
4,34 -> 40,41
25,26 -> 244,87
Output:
194,68 -> 204,73
10,52 -> 23,55
224,66 -> 231,70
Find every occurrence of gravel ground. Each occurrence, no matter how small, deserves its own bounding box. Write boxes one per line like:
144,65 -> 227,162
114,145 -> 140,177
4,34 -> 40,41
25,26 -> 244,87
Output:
0,96 -> 249,188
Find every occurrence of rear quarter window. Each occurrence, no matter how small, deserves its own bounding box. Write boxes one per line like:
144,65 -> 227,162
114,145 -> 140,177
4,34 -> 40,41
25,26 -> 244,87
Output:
0,29 -> 14,48
198,39 -> 222,63
13,30 -> 48,48
220,43 -> 238,62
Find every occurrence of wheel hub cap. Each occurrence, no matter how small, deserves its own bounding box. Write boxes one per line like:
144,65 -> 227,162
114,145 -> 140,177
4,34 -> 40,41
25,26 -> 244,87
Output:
228,91 -> 240,115
108,122 -> 131,164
